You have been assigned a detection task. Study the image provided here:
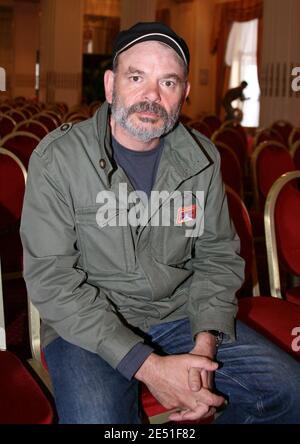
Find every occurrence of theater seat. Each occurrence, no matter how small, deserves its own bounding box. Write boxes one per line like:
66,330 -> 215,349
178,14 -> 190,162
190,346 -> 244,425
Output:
0,259 -> 54,424
225,186 -> 300,360
238,297 -> 300,359
0,131 -> 40,168
251,141 -> 295,212
0,351 -> 54,424
264,171 -> 300,305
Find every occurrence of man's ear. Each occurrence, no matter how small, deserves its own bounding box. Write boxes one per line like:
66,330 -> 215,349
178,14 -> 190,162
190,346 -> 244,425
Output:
184,81 -> 191,101
104,70 -> 114,104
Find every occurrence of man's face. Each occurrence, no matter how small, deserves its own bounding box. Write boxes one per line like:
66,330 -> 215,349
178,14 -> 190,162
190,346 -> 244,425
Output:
105,41 -> 190,142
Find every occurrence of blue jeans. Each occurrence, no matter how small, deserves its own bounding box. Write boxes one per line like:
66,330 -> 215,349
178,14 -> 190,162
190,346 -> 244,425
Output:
43,319 -> 300,424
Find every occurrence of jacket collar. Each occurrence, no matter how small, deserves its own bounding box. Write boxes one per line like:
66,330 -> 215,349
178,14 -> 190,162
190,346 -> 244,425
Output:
93,101 -> 213,187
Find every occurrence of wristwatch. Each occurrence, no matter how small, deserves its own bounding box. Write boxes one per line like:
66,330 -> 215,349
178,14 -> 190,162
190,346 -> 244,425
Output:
202,330 -> 224,348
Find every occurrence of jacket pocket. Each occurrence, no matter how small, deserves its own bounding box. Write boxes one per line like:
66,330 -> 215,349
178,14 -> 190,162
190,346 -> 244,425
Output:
75,206 -> 135,274
150,224 -> 193,265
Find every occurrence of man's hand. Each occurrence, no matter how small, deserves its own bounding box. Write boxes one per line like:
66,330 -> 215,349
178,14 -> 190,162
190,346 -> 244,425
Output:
135,351 -> 224,421
167,332 -> 219,421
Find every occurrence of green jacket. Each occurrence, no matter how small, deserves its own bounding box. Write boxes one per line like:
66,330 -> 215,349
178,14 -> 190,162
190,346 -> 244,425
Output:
20,102 -> 244,369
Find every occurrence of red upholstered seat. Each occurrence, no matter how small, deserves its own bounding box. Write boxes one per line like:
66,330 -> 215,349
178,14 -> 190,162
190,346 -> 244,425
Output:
254,128 -> 285,149
251,141 -> 295,211
0,104 -> 13,113
141,385 -> 214,424
201,114 -> 221,134
15,119 -> 48,140
275,183 -> 300,276
19,107 -> 34,119
238,297 -> 300,359
0,149 -> 26,275
43,110 -> 62,126
226,187 -> 259,297
141,385 -> 168,419
1,131 -> 40,168
271,120 -> 293,147
0,350 -> 54,424
288,127 -> 300,148
215,142 -> 243,196
0,258 -> 54,424
265,171 -> 300,305
6,109 -> 26,124
35,113 -> 59,131
189,120 -> 212,138
227,185 -> 299,360
221,121 -> 248,152
291,140 -> 300,169
0,114 -> 16,138
212,127 -> 247,171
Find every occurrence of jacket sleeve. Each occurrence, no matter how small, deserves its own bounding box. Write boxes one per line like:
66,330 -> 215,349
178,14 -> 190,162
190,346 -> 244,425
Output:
186,148 -> 245,341
20,150 -> 143,369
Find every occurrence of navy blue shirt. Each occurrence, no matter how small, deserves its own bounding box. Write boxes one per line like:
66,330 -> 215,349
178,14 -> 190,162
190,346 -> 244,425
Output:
111,136 -> 164,380
112,136 -> 163,198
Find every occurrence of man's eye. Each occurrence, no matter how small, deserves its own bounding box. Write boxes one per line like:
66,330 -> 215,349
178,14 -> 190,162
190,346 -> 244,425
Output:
130,76 -> 141,82
163,80 -> 175,88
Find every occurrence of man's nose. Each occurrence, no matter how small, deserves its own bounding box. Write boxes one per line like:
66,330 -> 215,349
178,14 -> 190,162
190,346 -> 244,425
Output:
143,81 -> 161,103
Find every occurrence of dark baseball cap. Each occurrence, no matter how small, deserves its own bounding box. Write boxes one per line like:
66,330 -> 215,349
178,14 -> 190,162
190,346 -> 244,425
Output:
112,22 -> 190,69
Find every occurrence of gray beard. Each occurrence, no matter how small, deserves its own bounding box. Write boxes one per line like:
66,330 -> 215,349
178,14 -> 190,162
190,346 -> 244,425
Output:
111,93 -> 181,142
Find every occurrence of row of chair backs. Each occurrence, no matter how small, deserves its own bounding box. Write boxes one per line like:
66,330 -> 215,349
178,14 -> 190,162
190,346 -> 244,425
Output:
0,109 -> 60,139
15,119 -> 49,139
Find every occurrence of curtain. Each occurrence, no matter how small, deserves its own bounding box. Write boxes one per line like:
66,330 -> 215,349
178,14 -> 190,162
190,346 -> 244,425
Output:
226,19 -> 260,127
210,0 -> 263,116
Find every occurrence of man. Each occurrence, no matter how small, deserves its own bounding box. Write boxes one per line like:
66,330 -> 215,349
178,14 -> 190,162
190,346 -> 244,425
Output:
222,81 -> 248,121
20,22 -> 300,424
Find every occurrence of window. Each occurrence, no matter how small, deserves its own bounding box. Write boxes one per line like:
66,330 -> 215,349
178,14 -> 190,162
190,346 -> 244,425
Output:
225,19 -> 260,127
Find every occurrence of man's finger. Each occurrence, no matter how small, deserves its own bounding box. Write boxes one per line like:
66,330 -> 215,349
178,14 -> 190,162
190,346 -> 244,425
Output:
191,356 -> 218,372
168,403 -> 215,422
197,387 -> 225,408
188,367 -> 202,391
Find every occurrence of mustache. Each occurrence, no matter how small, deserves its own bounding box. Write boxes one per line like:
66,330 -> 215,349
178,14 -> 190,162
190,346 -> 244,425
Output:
127,101 -> 168,119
